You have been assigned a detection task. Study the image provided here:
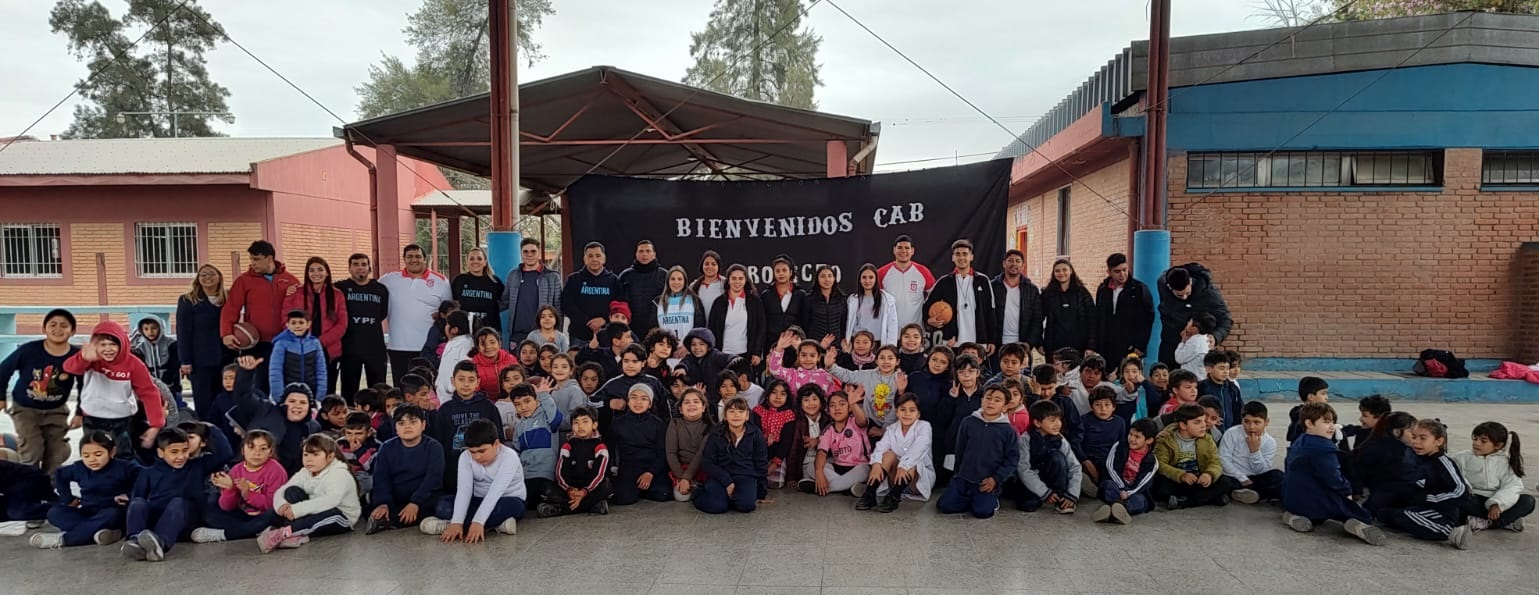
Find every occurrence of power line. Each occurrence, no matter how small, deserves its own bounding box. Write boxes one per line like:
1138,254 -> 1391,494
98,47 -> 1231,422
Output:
174,4 -> 480,221
875,150 -> 999,167
822,0 -> 1136,221
1170,10 -> 1478,219
0,0 -> 197,156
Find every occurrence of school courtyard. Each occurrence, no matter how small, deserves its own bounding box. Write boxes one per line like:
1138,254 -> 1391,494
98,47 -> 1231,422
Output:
2,401 -> 1533,595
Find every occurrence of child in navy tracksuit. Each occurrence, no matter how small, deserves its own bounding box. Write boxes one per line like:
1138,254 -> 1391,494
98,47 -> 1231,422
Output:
1075,387 -> 1127,498
364,406 -> 445,534
1016,399 -> 1080,514
610,384 -> 672,505
1380,419 -> 1476,549
122,425 -> 233,562
549,407 -> 613,517
1281,402 -> 1385,545
695,397 -> 769,514
1092,418 -> 1159,524
34,431 -> 138,548
0,455 -> 54,536
937,385 -> 1020,519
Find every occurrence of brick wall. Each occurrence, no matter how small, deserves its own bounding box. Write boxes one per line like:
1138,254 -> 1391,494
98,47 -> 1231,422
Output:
1167,148 -> 1539,359
278,222 -> 374,274
1007,157 -> 1132,288
1517,243 -> 1539,364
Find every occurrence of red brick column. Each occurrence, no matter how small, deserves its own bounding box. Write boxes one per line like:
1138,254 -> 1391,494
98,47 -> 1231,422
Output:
1518,242 -> 1539,363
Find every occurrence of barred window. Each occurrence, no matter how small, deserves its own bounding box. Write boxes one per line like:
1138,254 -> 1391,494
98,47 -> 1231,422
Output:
0,224 -> 62,278
1483,151 -> 1539,185
1187,151 -> 1440,189
135,222 -> 198,278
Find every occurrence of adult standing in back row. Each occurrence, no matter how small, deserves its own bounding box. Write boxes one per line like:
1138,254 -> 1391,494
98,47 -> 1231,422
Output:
1093,253 -> 1154,361
620,240 -> 667,336
451,247 -> 506,332
379,244 -> 452,384
1156,262 -> 1232,370
503,238 -> 561,344
878,235 -> 935,330
562,242 -> 622,344
222,240 -> 301,381
334,253 -> 389,397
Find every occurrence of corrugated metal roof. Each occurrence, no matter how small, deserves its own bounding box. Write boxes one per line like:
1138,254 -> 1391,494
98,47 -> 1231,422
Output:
0,137 -> 342,176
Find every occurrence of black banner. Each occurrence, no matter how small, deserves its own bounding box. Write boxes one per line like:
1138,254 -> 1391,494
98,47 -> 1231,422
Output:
567,159 -> 1011,285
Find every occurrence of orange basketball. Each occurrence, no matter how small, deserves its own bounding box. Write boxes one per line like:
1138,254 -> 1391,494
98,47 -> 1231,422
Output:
928,301 -> 954,327
230,321 -> 261,350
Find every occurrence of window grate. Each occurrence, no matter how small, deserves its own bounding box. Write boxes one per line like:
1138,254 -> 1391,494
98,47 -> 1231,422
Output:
135,222 -> 199,278
1187,151 -> 1440,189
1483,151 -> 1539,185
0,224 -> 62,278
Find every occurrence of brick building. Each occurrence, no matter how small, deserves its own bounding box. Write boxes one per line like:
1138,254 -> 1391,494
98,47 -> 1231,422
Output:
0,137 -> 449,328
999,12 -> 1539,360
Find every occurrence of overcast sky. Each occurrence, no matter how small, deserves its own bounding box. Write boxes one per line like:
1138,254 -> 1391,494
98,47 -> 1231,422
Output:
0,0 -> 1265,171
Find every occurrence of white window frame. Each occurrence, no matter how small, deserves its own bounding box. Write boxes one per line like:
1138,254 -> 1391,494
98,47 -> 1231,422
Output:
134,222 -> 199,278
0,223 -> 63,278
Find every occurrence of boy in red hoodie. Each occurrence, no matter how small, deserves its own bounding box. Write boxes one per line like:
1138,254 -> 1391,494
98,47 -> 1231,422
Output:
65,321 -> 166,461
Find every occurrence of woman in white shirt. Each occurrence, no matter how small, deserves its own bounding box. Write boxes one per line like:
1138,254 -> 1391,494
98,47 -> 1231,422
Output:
845,263 -> 898,347
689,250 -> 727,315
706,264 -> 765,366
656,266 -> 706,345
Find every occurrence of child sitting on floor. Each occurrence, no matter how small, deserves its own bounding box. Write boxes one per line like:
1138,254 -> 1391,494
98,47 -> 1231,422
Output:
1016,399 -> 1079,514
121,425 -> 232,562
420,419 -> 526,542
1379,419 -> 1474,549
937,384 -> 1019,519
364,406 -> 444,534
193,429 -> 288,544
1453,421 -> 1532,532
1153,404 -> 1236,510
31,432 -> 137,549
257,434 -> 358,553
545,406 -> 612,517
667,389 -> 712,501
1219,401 -> 1283,504
695,397 -> 769,514
862,393 -> 932,513
1282,402 -> 1385,545
811,390 -> 871,500
1091,418 -> 1159,525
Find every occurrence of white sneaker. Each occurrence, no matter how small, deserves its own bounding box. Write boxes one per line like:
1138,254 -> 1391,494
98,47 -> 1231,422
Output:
496,517 -> 517,535
1283,512 -> 1314,533
1507,517 -> 1525,533
1344,519 -> 1386,546
0,521 -> 30,536
94,529 -> 122,545
1448,524 -> 1472,550
418,517 -> 449,535
191,527 -> 227,543
29,532 -> 63,549
1090,504 -> 1113,523
1231,489 -> 1260,504
1467,517 -> 1491,532
850,483 -> 867,498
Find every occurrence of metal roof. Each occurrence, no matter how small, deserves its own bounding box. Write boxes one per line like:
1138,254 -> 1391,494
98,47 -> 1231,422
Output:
0,137 -> 341,176
997,11 -> 1539,159
337,66 -> 880,195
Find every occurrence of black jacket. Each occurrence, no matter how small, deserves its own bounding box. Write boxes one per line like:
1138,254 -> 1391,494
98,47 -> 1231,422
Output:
923,271 -> 999,345
231,367 -> 320,474
801,290 -> 848,343
619,260 -> 668,335
760,286 -> 809,350
1040,282 -> 1096,355
610,409 -> 669,477
707,293 -> 766,358
1156,263 -> 1232,367
991,275 -> 1044,348
1093,277 -> 1154,360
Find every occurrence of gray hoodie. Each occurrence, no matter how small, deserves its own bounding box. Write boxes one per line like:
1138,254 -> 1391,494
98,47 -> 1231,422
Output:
542,378 -> 588,432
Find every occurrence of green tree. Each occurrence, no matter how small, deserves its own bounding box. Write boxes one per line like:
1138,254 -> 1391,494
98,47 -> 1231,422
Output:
354,0 -> 554,120
50,0 -> 232,138
684,0 -> 823,109
1334,0 -> 1539,19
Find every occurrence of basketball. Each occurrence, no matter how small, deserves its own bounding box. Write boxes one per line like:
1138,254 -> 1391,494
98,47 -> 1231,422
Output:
230,321 -> 260,350
928,301 -> 954,327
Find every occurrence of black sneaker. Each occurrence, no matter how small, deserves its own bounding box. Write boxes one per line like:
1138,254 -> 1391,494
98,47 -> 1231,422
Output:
854,487 -> 878,511
797,480 -> 816,494
362,516 -> 390,535
593,501 -> 609,515
536,503 -> 562,518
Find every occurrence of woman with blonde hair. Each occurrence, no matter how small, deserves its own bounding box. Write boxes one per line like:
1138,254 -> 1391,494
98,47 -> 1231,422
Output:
177,264 -> 230,422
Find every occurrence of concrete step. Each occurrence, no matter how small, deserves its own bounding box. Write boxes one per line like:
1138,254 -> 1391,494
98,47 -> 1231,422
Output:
1239,370 -> 1539,403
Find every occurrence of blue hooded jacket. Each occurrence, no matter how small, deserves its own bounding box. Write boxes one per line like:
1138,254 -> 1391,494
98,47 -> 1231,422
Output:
1284,433 -> 1371,523
951,409 -> 1020,486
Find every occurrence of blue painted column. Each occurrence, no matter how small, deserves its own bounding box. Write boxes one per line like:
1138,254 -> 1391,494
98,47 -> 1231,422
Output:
487,230 -> 522,340
1134,230 -> 1170,370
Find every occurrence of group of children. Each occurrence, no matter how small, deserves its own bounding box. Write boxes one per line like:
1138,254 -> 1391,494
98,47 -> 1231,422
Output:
2,312 -> 1532,561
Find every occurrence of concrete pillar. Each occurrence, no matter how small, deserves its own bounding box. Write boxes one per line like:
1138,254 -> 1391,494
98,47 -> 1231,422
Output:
826,140 -> 849,178
1134,230 -> 1170,369
375,145 -> 402,274
1517,242 -> 1539,363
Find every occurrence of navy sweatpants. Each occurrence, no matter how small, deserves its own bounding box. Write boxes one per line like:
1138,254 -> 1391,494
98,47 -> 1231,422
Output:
1098,480 -> 1152,515
47,505 -> 123,547
126,497 -> 196,552
613,466 -> 672,505
1016,450 -> 1071,512
937,477 -> 1000,519
694,477 -> 760,514
1382,506 -> 1461,541
203,508 -> 280,540
434,494 -> 526,527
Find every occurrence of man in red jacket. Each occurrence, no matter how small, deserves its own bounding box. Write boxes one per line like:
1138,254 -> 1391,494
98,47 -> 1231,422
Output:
221,240 -> 300,381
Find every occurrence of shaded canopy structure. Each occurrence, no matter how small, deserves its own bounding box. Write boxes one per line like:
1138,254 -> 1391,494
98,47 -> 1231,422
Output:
334,65 -> 880,273
337,65 -> 881,198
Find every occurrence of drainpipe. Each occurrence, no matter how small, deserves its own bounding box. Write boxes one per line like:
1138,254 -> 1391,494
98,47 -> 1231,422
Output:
345,139 -> 380,268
